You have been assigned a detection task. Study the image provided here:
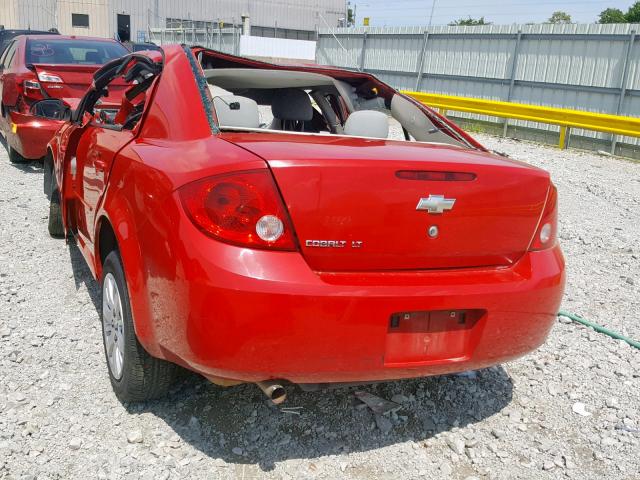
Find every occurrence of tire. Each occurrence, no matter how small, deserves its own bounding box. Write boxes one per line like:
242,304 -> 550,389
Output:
101,250 -> 178,402
47,189 -> 65,238
8,144 -> 26,164
43,156 -> 53,197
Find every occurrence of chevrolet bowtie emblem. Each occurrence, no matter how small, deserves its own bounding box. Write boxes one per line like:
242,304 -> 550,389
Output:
416,195 -> 456,214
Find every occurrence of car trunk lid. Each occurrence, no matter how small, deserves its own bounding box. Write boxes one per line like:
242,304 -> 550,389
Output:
32,64 -> 127,100
222,132 -> 550,272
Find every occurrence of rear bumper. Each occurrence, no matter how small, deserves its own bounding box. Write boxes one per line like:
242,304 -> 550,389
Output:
140,212 -> 565,384
8,112 -> 63,160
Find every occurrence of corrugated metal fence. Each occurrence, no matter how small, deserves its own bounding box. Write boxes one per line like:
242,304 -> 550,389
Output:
316,24 -> 640,154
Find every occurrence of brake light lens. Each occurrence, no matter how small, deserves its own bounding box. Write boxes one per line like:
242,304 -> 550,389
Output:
179,170 -> 297,251
20,76 -> 46,103
23,80 -> 41,90
529,184 -> 558,251
37,72 -> 63,83
396,170 -> 476,181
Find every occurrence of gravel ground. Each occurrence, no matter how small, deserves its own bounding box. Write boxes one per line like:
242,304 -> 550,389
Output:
0,129 -> 639,480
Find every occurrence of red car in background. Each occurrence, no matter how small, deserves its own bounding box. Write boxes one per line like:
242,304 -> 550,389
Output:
46,45 -> 565,404
0,35 -> 128,162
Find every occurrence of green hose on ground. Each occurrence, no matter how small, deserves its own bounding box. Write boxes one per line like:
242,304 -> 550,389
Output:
558,311 -> 640,350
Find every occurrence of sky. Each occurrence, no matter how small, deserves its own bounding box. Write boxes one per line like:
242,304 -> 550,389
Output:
351,0 -> 635,27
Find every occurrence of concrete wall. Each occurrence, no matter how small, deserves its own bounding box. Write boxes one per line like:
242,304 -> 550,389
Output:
1,0 -> 346,41
59,0 -> 111,38
0,0 -> 59,31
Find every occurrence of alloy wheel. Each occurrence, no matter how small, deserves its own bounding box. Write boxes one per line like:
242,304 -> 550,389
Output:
102,273 -> 125,380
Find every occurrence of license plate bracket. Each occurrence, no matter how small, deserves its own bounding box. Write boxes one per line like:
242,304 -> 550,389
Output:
384,309 -> 484,365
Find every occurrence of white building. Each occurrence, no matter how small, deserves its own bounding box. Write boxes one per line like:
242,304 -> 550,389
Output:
0,0 -> 347,42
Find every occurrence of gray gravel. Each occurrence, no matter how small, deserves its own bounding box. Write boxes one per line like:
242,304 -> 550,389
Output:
1,130 -> 639,479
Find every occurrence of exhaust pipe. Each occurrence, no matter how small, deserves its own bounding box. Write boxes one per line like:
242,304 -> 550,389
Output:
256,380 -> 287,405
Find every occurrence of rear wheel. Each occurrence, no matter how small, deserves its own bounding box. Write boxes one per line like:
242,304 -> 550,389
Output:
101,250 -> 179,402
47,188 -> 65,238
43,155 -> 53,197
8,144 -> 26,164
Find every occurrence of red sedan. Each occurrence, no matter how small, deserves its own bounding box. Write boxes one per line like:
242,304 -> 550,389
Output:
0,35 -> 128,162
46,45 -> 565,403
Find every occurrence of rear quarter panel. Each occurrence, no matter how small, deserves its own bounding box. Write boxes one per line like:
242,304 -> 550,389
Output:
93,45 -> 266,354
98,136 -> 267,355
8,110 -> 65,159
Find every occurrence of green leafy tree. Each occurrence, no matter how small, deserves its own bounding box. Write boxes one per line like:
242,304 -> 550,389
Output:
548,11 -> 572,24
599,8 -> 628,23
347,7 -> 354,27
626,1 -> 640,22
449,17 -> 491,26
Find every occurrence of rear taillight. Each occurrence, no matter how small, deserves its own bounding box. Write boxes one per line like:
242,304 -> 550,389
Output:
529,184 -> 558,251
24,80 -> 41,90
22,78 -> 44,100
179,169 -> 297,251
37,72 -> 63,83
21,75 -> 46,102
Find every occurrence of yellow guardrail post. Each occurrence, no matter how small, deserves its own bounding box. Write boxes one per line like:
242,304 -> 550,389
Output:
559,126 -> 568,150
402,91 -> 640,151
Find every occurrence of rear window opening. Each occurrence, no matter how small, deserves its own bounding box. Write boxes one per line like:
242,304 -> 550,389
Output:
203,67 -> 470,149
26,38 -> 128,65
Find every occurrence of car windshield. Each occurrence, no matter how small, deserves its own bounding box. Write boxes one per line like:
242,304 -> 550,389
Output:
26,39 -> 127,65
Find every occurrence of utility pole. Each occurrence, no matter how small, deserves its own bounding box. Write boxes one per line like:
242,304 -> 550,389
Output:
428,0 -> 437,28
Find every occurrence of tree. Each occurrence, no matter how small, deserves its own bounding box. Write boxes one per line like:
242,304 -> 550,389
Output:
449,17 -> 491,26
347,7 -> 355,27
599,8 -> 628,23
548,11 -> 572,24
627,1 -> 640,22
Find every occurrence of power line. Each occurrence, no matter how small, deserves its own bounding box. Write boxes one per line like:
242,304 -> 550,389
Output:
355,0 -> 620,12
367,9 -> 618,18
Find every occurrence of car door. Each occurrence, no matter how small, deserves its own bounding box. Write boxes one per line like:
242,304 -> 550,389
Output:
63,52 -> 159,254
73,123 -> 134,247
0,40 -> 18,130
0,40 -> 19,109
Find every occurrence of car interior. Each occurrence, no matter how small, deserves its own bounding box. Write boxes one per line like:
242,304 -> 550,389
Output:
204,67 -> 467,147
26,53 -> 158,132
29,98 -> 71,120
72,54 -> 160,132
26,49 -> 469,149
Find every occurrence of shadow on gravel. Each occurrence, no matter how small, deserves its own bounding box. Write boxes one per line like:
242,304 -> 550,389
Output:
68,241 -> 101,311
0,135 -> 43,173
130,367 -> 513,472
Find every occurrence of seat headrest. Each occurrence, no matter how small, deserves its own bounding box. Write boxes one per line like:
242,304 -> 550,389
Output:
271,89 -> 313,122
343,110 -> 389,139
213,95 -> 260,129
85,51 -> 101,63
208,84 -> 232,97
